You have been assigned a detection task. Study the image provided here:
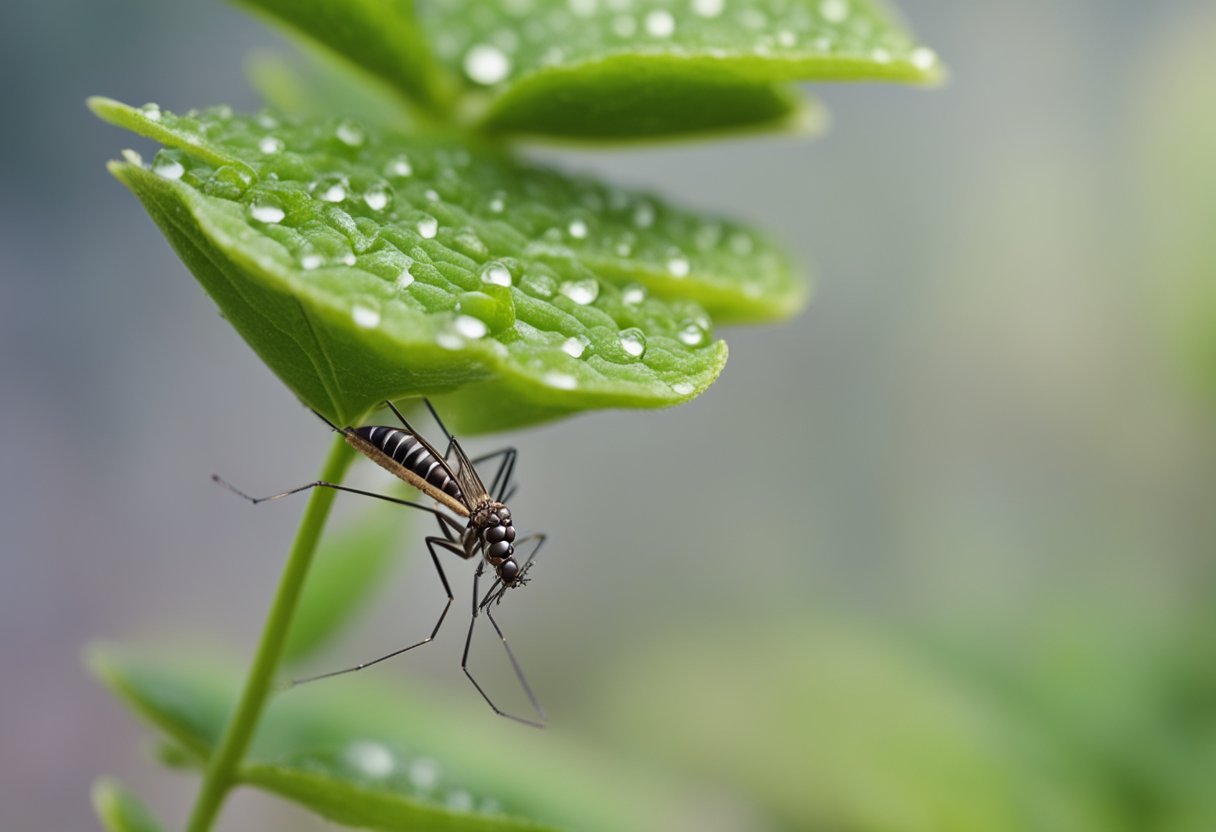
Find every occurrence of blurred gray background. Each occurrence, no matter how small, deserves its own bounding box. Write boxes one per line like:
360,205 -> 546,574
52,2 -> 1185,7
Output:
3,1 -> 1214,829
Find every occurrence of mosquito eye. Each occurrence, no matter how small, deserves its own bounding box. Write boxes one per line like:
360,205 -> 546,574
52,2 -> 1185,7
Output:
504,526 -> 516,543
488,540 -> 511,560
487,513 -> 500,525
485,525 -> 506,543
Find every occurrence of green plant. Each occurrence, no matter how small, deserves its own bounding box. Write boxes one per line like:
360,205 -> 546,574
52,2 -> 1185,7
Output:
92,2 -> 940,829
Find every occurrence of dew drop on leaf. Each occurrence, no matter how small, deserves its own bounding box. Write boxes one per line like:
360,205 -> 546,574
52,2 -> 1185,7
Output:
463,43 -> 512,85
619,327 -> 647,358
562,335 -> 590,358
480,261 -> 513,287
560,278 -> 599,305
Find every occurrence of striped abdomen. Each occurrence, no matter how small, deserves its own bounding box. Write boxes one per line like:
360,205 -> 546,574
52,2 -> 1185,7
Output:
352,425 -> 464,504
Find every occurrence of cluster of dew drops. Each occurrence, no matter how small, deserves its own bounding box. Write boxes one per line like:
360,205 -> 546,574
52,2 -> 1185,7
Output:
338,739 -> 508,818
136,103 -> 715,396
436,0 -> 939,89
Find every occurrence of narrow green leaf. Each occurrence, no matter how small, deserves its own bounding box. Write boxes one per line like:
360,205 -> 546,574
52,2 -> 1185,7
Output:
284,507 -> 408,664
242,761 -> 554,831
237,0 -> 941,141
90,98 -> 802,428
232,0 -> 453,117
89,647 -> 683,832
92,779 -> 165,832
246,49 -> 415,131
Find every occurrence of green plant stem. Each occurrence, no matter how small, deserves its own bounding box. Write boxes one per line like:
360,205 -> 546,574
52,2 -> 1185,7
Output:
185,434 -> 355,832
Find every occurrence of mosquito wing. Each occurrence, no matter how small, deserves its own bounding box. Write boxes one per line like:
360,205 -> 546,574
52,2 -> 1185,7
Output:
344,424 -> 472,517
446,439 -> 492,507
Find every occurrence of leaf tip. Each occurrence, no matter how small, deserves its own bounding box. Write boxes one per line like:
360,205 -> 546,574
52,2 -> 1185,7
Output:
92,777 -> 164,832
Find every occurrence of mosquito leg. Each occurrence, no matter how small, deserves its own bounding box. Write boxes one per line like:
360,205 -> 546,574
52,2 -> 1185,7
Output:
462,564 -> 545,728
423,398 -> 453,443
212,475 -> 454,524
290,535 -> 461,686
384,399 -> 418,433
486,605 -> 545,722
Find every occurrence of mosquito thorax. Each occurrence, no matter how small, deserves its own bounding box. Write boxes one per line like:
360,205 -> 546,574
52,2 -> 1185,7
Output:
469,500 -> 520,580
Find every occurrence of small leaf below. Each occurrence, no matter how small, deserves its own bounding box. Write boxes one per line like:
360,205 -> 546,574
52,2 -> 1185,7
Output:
92,779 -> 165,832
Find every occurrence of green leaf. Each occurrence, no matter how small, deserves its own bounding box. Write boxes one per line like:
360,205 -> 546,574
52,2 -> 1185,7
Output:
235,0 -> 941,141
88,98 -> 798,430
246,49 -> 415,131
92,779 -> 165,832
88,646 -> 684,832
596,619 -> 1121,832
284,506 -> 409,664
232,0 -> 453,118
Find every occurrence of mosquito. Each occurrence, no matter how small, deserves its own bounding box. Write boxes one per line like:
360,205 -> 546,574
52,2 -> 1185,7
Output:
213,399 -> 547,728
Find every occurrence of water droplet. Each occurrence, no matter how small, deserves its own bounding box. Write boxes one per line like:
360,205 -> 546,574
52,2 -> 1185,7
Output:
777,29 -> 797,48
632,201 -> 656,228
417,216 -> 439,239
644,9 -> 675,37
139,103 -> 162,121
121,148 -> 144,167
521,271 -> 557,298
409,758 -> 440,791
259,136 -> 284,154
395,263 -> 415,289
446,790 -> 475,812
543,371 -> 578,390
454,315 -> 488,339
248,200 -> 285,224
300,253 -> 324,270
616,240 -> 634,257
342,252 -> 357,266
672,381 -> 695,396
568,0 -> 597,16
622,284 -> 646,305
678,320 -> 708,346
819,0 -> 848,23
611,15 -> 637,37
363,182 -> 391,211
691,0 -> 724,18
425,188 -> 441,203
153,157 -> 184,180
567,218 -> 589,240
385,154 -> 413,178
437,331 -> 465,350
464,43 -> 512,85
481,261 -> 513,287
667,256 -> 691,278
619,328 -> 647,358
336,119 -> 365,147
312,174 -> 348,203
345,741 -> 394,778
910,47 -> 939,71
487,193 -> 506,213
256,113 -> 279,130
871,47 -> 891,64
452,229 -> 487,257
559,278 -> 599,305
561,335 -> 590,358
352,302 -> 381,329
